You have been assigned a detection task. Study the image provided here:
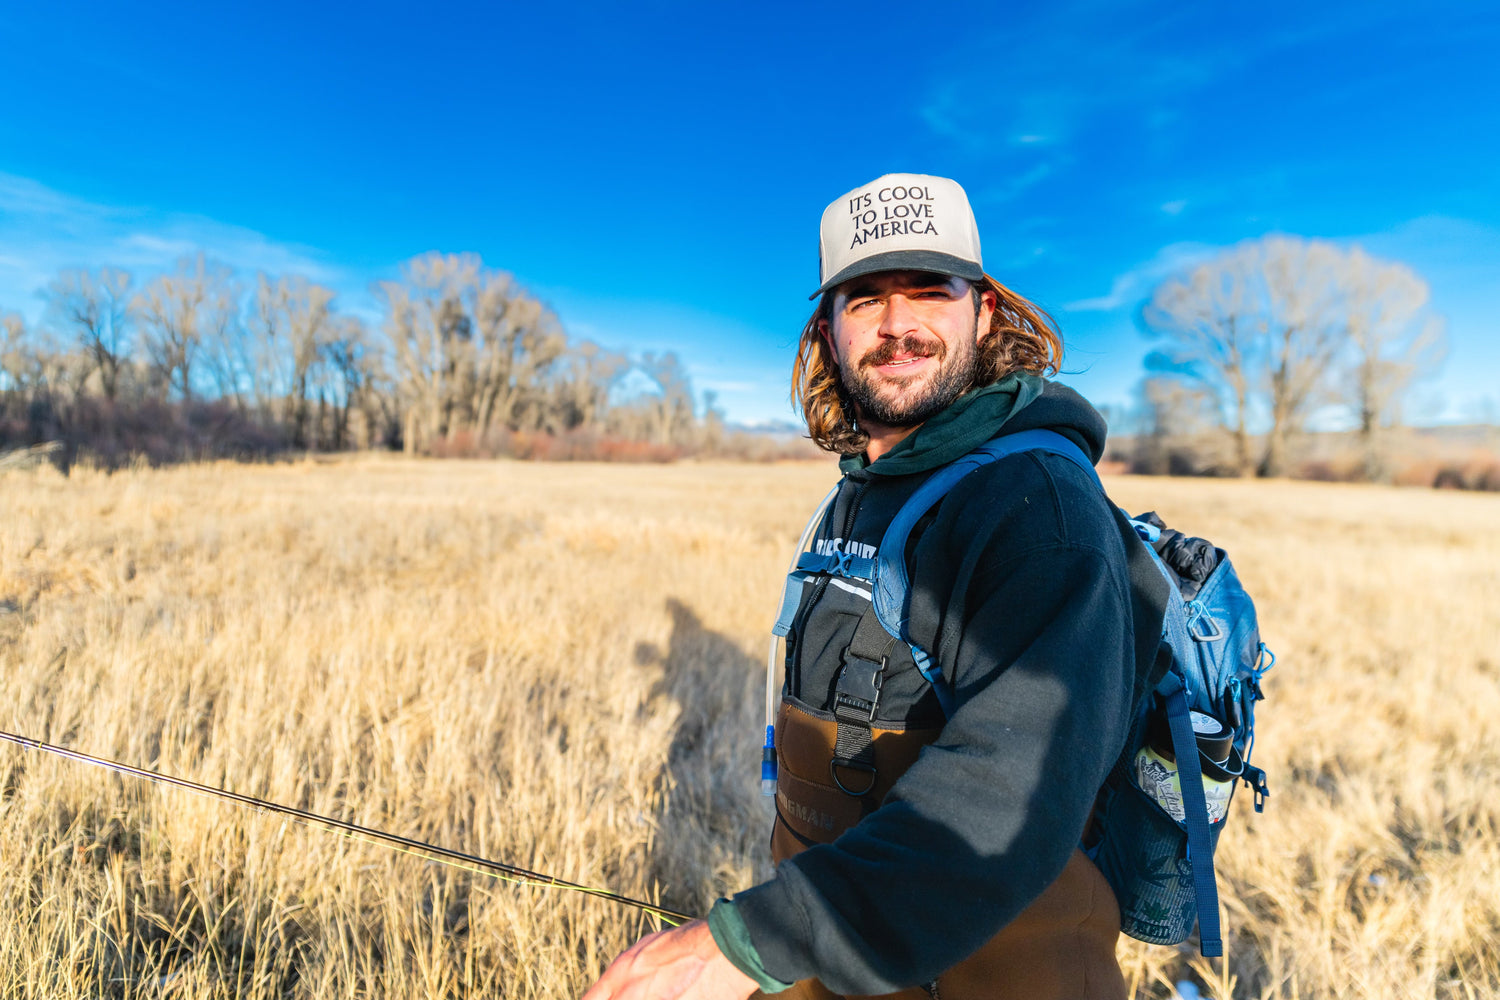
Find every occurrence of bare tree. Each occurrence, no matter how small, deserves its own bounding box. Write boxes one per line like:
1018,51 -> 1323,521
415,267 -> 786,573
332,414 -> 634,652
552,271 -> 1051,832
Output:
321,314 -> 377,450
1340,247 -> 1447,482
0,313 -> 86,446
1257,237 -> 1347,476
1131,375 -> 1222,476
468,273 -> 566,434
545,340 -> 627,433
251,275 -> 339,446
0,314 -> 78,399
381,253 -> 470,453
1141,253 -> 1260,476
44,268 -> 134,400
0,313 -> 32,397
700,389 -> 726,453
380,252 -> 566,453
137,255 -> 238,402
1143,236 -> 1350,477
198,281 -> 248,407
611,352 -> 698,446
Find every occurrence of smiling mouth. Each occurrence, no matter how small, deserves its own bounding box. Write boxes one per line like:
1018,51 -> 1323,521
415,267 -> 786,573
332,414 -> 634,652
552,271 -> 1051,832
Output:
858,346 -> 936,373
870,354 -> 934,375
863,338 -> 941,371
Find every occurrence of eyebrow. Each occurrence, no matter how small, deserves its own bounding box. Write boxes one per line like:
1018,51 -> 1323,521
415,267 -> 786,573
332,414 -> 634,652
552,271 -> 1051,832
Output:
841,281 -> 883,300
842,272 -> 956,301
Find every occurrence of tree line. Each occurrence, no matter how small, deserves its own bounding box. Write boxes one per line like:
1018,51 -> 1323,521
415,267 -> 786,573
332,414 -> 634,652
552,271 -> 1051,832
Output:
1,236 -> 1471,479
1125,235 -> 1451,483
0,252 -> 747,466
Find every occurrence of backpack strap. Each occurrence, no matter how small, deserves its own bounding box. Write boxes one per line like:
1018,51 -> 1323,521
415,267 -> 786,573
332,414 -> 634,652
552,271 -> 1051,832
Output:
871,429 -> 1102,716
1158,672 -> 1224,958
794,549 -> 877,582
770,551 -> 877,640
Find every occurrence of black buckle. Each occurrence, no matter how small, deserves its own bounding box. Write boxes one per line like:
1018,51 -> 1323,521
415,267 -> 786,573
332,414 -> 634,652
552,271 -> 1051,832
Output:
829,650 -> 886,797
833,654 -> 884,723
1243,764 -> 1270,813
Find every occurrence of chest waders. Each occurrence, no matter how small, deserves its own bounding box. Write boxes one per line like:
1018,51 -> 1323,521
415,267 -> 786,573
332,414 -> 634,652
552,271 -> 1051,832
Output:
759,442 -> 1127,1000
763,699 -> 1127,1000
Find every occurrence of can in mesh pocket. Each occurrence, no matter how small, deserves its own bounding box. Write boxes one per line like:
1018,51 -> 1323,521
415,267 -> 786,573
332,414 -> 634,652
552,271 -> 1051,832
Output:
1090,767 -> 1228,945
1090,709 -> 1238,945
1135,745 -> 1236,824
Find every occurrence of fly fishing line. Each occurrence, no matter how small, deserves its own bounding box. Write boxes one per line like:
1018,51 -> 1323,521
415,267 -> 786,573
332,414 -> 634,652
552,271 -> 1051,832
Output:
0,728 -> 691,926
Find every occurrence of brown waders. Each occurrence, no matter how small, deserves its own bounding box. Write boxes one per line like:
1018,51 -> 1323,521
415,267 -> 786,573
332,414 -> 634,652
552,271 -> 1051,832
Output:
758,699 -> 1127,1000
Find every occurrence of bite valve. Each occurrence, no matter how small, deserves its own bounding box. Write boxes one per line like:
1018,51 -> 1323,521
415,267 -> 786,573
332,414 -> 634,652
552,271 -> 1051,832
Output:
761,725 -> 777,796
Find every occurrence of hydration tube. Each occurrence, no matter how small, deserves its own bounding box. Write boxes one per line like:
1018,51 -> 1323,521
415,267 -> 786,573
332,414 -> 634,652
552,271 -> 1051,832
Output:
762,485 -> 841,796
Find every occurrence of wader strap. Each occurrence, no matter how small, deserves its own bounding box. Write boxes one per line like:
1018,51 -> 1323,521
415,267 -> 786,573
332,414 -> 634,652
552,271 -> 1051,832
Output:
1160,673 -> 1223,958
830,609 -> 896,796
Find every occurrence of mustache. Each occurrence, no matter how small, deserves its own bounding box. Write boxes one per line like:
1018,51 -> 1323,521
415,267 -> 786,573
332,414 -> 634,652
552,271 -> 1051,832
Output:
859,335 -> 944,369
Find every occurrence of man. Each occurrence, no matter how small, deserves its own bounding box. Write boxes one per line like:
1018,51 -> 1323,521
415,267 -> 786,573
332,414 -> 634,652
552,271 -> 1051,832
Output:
582,174 -> 1167,1000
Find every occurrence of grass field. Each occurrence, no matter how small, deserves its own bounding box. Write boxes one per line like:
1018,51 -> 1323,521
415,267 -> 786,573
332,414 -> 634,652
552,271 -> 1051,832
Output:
0,457 -> 1496,999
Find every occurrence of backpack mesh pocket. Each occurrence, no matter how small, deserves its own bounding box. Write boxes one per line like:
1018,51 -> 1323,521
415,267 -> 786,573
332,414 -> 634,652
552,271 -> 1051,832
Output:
1089,774 -> 1227,946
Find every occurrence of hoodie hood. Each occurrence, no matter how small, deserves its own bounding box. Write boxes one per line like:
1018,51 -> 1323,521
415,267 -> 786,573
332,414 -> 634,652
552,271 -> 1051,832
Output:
840,375 -> 1107,477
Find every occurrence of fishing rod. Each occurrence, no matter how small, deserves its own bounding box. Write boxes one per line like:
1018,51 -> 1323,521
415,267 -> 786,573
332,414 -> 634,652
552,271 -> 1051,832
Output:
0,729 -> 692,927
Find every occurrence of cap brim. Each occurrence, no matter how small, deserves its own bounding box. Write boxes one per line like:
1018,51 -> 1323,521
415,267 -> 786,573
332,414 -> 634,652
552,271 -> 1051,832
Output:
809,250 -> 985,300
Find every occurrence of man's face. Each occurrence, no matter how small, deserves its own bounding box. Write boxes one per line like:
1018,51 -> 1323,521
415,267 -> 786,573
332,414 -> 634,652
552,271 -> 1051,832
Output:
819,270 -> 996,429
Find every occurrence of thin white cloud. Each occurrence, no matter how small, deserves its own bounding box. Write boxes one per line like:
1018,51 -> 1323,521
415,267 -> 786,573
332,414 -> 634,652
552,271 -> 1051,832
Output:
974,163 -> 1058,205
0,172 -> 356,321
1065,215 -> 1500,316
1349,215 -> 1500,277
916,2 -> 1441,157
1064,241 -> 1218,312
918,9 -> 1230,153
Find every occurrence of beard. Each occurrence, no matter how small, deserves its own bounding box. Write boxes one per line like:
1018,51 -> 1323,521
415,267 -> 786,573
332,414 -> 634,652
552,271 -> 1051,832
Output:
840,323 -> 980,429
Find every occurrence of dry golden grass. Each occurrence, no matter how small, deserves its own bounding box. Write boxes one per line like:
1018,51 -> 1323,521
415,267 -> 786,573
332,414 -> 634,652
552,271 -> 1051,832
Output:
0,457 -> 1496,998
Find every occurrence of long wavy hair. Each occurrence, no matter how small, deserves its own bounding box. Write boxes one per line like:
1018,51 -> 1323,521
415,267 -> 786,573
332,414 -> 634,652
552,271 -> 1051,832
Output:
792,273 -> 1064,455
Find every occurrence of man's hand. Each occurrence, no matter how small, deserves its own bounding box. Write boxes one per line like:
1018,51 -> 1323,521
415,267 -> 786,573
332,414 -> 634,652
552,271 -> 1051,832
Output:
580,918 -> 760,1000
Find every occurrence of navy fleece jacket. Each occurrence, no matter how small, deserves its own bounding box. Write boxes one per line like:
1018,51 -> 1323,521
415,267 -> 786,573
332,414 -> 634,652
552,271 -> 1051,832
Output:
711,377 -> 1168,994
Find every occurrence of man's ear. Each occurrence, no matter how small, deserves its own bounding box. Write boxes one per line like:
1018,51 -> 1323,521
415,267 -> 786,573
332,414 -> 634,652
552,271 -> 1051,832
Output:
817,317 -> 835,355
975,286 -> 999,342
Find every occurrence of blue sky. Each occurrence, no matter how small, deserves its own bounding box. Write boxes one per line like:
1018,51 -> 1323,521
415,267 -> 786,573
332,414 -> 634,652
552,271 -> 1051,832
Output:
1,0 -> 1496,425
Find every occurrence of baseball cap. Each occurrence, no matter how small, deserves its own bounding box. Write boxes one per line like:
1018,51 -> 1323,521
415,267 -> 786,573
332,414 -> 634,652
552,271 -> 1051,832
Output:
811,173 -> 984,300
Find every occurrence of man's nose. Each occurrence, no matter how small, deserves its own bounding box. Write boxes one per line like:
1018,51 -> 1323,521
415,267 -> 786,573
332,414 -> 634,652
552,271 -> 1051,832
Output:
878,294 -> 920,337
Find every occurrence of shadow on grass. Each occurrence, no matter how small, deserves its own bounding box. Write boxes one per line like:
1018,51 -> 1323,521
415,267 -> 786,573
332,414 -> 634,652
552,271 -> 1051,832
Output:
635,597 -> 769,916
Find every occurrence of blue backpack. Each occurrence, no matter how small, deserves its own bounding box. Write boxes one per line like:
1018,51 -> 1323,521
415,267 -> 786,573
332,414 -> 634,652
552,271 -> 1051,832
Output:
767,429 -> 1273,957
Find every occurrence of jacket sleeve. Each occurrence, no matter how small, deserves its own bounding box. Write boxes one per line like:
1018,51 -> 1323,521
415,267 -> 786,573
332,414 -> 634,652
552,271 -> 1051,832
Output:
728,460 -> 1140,994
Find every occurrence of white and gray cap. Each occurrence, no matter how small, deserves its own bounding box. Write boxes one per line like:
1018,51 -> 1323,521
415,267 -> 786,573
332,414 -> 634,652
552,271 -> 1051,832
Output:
811,173 -> 983,300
